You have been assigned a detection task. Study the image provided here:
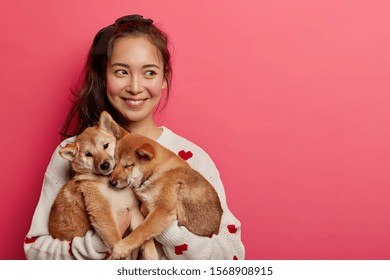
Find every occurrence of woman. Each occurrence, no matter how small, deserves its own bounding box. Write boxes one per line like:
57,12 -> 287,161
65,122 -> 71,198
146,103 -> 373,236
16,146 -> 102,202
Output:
24,15 -> 245,260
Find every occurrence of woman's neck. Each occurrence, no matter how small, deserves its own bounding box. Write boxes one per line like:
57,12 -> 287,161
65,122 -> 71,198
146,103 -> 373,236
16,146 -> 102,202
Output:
125,120 -> 162,140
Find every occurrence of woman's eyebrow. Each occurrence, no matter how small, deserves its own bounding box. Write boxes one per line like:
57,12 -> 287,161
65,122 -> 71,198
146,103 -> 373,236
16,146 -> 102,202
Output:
110,62 -> 130,68
142,64 -> 161,69
110,63 -> 161,69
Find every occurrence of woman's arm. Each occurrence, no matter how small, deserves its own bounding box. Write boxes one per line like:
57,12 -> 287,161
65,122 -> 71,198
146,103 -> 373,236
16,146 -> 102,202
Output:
24,139 -> 110,260
24,230 -> 108,260
156,210 -> 244,260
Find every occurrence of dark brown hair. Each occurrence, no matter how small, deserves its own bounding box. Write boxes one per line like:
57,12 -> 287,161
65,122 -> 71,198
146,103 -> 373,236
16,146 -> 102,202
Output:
61,15 -> 172,139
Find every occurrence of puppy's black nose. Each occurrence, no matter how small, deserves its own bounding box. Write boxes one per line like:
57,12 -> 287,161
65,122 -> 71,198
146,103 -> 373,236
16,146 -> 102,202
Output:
101,162 -> 110,170
109,180 -> 117,187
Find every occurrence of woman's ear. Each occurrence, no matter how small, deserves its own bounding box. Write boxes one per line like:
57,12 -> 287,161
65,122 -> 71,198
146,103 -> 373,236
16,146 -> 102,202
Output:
161,79 -> 167,90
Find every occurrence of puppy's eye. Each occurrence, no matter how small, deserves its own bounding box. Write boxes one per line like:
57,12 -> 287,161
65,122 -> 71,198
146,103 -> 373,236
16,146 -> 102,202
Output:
124,163 -> 135,168
103,143 -> 109,149
85,152 -> 93,157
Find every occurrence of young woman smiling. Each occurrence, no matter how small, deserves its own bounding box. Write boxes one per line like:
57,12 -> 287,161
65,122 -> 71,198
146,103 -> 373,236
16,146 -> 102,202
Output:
24,15 -> 245,260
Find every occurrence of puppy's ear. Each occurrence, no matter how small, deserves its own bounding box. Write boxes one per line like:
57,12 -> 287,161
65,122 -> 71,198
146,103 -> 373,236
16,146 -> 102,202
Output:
117,125 -> 129,139
136,143 -> 155,160
59,143 -> 77,161
98,111 -> 126,139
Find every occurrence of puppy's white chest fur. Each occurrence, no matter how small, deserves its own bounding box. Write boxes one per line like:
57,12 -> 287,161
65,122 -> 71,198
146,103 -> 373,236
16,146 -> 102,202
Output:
98,184 -> 138,223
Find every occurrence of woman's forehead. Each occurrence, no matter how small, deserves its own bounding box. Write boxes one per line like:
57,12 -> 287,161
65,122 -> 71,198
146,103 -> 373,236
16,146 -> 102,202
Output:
110,36 -> 163,67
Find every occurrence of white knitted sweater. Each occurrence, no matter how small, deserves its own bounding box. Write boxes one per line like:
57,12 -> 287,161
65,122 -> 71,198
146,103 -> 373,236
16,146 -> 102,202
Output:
24,127 -> 245,260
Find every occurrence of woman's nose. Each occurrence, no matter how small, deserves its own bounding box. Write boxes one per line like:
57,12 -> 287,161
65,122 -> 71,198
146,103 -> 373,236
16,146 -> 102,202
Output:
126,75 -> 143,94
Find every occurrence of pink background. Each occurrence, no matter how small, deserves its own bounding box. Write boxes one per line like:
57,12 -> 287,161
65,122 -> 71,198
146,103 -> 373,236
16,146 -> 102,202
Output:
1,0 -> 390,260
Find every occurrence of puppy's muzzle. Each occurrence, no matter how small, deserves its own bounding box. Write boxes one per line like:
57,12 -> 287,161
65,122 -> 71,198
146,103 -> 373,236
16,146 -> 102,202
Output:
109,179 -> 117,187
100,161 -> 111,171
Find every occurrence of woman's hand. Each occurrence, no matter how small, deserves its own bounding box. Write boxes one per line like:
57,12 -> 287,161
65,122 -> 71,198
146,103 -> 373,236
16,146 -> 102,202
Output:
118,208 -> 131,237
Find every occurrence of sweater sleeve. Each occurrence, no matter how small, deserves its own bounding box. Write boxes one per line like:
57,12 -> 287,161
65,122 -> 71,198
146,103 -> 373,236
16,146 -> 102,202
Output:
155,145 -> 245,260
155,205 -> 245,260
24,139 -> 110,260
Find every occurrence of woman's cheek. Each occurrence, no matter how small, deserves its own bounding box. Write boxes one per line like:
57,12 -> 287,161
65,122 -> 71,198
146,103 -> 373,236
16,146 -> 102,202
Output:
106,79 -> 123,97
147,79 -> 165,97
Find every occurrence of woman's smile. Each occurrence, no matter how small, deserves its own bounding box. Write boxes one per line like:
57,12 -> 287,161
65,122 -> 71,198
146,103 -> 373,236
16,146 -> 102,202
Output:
124,97 -> 148,108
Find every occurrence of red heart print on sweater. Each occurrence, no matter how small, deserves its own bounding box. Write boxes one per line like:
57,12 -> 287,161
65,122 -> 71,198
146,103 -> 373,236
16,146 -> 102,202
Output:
227,224 -> 238,234
178,150 -> 193,160
174,243 -> 188,255
24,236 -> 38,244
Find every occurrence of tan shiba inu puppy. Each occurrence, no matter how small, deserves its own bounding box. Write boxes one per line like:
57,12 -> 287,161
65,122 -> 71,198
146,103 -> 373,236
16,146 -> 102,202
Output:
48,111 -> 158,259
109,132 -> 223,260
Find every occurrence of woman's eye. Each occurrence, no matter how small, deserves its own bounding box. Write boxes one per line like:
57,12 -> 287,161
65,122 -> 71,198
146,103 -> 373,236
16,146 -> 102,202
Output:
144,70 -> 156,77
103,143 -> 109,149
115,69 -> 127,75
85,152 -> 93,157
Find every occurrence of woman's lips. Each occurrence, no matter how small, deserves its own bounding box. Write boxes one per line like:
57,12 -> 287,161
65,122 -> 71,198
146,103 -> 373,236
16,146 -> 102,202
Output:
124,98 -> 147,107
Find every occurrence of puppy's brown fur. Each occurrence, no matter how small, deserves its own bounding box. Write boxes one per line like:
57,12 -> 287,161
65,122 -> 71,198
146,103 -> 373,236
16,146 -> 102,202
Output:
48,112 -> 158,259
109,132 -> 223,259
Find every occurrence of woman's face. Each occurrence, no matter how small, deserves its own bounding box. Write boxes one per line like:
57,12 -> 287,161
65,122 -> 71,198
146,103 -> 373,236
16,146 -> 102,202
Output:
106,36 -> 167,126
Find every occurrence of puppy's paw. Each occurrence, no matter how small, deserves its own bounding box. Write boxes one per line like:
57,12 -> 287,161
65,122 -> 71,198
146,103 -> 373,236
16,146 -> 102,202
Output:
139,239 -> 159,260
141,247 -> 158,260
112,240 -> 130,260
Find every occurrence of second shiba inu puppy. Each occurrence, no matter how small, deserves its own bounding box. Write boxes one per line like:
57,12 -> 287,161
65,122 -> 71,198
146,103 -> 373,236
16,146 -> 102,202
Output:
109,132 -> 223,260
48,111 -> 158,259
